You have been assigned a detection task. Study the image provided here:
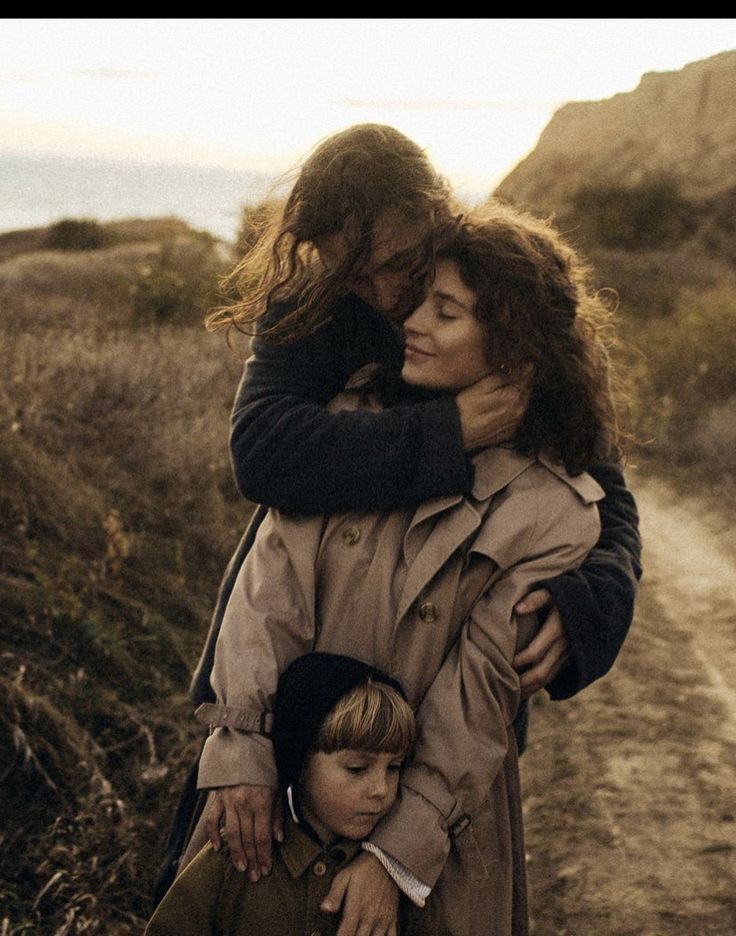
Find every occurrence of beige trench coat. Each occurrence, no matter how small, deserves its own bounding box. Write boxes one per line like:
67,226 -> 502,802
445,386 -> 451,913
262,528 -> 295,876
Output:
195,443 -> 603,935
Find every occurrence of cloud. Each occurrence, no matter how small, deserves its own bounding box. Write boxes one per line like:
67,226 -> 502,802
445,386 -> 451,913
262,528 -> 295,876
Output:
76,68 -> 157,81
338,98 -> 495,111
0,71 -> 43,83
0,68 -> 158,84
337,98 -> 554,113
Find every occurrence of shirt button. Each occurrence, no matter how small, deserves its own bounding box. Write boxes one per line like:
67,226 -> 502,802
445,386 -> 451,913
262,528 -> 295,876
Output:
313,859 -> 328,877
341,525 -> 361,545
419,600 -> 439,623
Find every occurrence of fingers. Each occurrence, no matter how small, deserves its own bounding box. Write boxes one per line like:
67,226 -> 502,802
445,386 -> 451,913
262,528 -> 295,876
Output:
252,800 -> 273,876
514,604 -> 570,698
204,791 -> 225,852
456,371 -> 530,451
518,639 -> 570,699
321,869 -> 349,914
272,791 -> 284,844
223,798 -> 249,874
513,606 -> 560,669
464,372 -> 507,393
516,619 -> 570,699
514,587 -> 552,616
328,855 -> 399,936
212,785 -> 275,877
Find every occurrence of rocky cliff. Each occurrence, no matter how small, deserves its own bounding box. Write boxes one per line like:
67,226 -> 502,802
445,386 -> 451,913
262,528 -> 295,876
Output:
495,50 -> 736,212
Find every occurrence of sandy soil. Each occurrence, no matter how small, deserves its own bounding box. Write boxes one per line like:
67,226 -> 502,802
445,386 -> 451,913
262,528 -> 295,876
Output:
521,470 -> 736,936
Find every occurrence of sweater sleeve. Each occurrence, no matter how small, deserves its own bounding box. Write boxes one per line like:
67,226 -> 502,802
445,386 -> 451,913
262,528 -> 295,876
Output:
229,297 -> 472,513
543,462 -> 642,700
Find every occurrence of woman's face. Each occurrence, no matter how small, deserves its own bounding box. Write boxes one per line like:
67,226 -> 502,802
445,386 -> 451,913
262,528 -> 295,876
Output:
317,207 -> 429,318
401,259 -> 491,391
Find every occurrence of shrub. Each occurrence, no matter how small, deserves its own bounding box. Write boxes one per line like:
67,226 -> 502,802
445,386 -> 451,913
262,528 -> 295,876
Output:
568,176 -> 697,251
46,218 -> 107,251
619,283 -> 736,473
103,216 -> 202,246
131,236 -> 227,325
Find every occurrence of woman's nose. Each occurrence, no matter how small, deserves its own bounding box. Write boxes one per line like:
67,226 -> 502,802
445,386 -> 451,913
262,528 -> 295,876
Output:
403,300 -> 429,334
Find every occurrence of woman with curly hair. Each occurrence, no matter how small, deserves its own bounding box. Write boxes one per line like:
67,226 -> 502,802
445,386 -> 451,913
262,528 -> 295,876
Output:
188,201 -> 631,935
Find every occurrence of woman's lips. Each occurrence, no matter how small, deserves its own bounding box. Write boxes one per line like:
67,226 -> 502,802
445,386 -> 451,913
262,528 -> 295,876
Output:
404,342 -> 432,359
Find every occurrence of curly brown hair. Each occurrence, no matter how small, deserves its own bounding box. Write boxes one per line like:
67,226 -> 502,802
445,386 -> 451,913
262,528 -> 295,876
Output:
206,124 -> 453,342
437,203 -> 626,472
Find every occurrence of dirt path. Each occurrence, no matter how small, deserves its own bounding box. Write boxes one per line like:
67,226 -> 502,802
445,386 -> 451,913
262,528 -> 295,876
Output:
521,470 -> 736,936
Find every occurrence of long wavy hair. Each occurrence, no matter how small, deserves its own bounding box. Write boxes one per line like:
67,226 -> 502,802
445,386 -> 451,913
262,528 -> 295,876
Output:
207,124 -> 453,342
437,203 -> 626,472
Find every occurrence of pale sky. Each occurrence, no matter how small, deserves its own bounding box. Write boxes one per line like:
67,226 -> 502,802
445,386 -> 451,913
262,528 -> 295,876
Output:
2,18 -> 736,195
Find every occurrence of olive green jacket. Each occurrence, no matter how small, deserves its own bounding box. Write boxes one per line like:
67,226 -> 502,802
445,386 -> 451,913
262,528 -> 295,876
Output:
146,818 -> 361,936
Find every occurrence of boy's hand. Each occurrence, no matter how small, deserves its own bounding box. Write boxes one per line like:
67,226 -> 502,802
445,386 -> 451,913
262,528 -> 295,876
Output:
513,588 -> 571,698
205,784 -> 283,879
456,372 -> 528,452
321,851 -> 399,936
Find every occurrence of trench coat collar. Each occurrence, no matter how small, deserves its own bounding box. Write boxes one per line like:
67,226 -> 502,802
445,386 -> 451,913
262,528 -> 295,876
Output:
280,815 -> 361,880
396,447 -> 604,621
401,446 -> 536,563
471,445 -> 604,506
397,448 -> 534,621
468,448 -> 605,572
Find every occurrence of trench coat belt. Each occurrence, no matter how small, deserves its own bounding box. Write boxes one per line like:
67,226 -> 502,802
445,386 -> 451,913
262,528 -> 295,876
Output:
195,702 -> 273,735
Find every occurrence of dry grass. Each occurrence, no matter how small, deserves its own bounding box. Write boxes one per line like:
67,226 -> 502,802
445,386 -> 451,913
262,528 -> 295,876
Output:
0,225 -> 251,933
615,281 -> 736,480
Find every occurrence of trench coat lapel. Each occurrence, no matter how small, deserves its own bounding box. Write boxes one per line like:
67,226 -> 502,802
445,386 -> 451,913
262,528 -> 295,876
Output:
397,496 -> 481,624
396,448 -> 536,623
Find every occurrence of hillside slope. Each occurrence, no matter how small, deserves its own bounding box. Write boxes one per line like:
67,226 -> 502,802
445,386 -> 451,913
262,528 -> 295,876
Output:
496,50 -> 736,213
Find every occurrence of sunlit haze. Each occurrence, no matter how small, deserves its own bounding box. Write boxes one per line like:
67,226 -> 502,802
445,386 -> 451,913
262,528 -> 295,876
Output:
2,18 -> 736,202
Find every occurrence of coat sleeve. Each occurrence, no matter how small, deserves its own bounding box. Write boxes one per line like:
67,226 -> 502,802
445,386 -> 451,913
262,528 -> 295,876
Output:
368,485 -> 601,889
542,462 -> 642,700
196,513 -> 319,790
229,298 -> 472,513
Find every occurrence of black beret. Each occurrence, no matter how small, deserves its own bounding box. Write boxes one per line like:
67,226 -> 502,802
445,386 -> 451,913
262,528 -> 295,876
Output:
271,652 -> 405,793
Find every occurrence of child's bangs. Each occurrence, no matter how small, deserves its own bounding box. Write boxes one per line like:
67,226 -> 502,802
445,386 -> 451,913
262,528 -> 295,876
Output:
315,680 -> 415,756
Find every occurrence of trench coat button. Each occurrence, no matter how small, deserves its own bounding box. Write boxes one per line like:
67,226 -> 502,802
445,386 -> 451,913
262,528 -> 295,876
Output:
313,859 -> 328,877
418,600 -> 439,623
341,525 -> 361,545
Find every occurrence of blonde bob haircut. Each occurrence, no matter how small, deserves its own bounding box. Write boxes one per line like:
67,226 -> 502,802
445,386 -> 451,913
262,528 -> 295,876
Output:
314,679 -> 415,757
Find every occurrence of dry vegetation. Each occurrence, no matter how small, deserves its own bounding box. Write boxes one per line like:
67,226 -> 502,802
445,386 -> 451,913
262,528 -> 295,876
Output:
1,192 -> 734,933
549,180 -> 736,488
0,221 -> 249,933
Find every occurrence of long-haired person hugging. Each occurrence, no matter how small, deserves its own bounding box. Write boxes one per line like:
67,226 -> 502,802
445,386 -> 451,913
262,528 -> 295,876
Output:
181,202 -> 627,936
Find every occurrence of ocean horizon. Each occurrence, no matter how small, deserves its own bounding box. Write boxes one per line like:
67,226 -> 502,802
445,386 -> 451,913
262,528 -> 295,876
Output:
0,151 -> 281,242
1,151 -> 490,244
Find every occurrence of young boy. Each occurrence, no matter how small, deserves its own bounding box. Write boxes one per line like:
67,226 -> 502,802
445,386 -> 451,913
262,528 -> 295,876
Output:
146,653 -> 415,936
